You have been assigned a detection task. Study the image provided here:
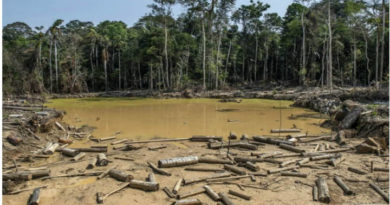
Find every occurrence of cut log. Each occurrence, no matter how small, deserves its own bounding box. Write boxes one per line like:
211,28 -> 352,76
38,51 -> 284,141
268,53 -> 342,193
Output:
86,157 -> 97,169
108,169 -> 133,182
280,159 -> 298,168
55,121 -> 66,132
114,156 -> 134,161
97,153 -> 108,166
224,164 -> 246,175
279,144 -> 305,153
300,136 -> 332,143
313,185 -> 318,201
184,167 -> 225,172
71,152 -> 86,161
126,138 -> 190,144
73,147 -> 107,152
173,179 -> 183,194
333,176 -> 354,195
61,148 -> 79,157
219,192 -> 236,205
204,185 -> 220,201
177,188 -> 205,199
310,154 -> 340,161
228,189 -> 251,200
347,167 -> 367,175
316,177 -> 330,203
43,143 -> 59,155
281,171 -> 307,178
129,180 -> 159,191
271,129 -> 301,133
190,135 -> 222,142
4,170 -> 50,181
163,187 -> 175,198
267,166 -> 299,174
272,153 -> 301,158
245,161 -> 259,171
183,172 -> 231,185
173,199 -> 202,205
99,136 -> 116,142
27,188 -> 41,205
158,156 -> 198,168
147,173 -> 156,183
147,162 -> 171,176
198,157 -> 233,164
369,182 -> 389,203
148,145 -> 167,151
234,157 -> 263,163
297,158 -> 310,165
7,135 -> 23,146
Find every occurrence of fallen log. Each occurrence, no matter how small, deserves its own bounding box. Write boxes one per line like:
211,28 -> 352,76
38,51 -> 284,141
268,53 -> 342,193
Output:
281,171 -> 307,178
177,188 -> 205,199
313,185 -> 318,201
206,175 -> 250,183
108,169 -> 133,182
347,167 -> 367,175
262,158 -> 283,164
204,185 -> 220,201
99,136 -> 116,142
43,143 -> 59,155
41,171 -> 102,180
61,148 -> 79,157
8,185 -> 47,195
163,187 -> 175,198
71,152 -> 86,161
183,172 -> 231,185
126,138 -> 190,144
369,182 -> 389,203
252,151 -> 282,158
376,176 -> 389,182
27,188 -> 41,205
326,157 -> 344,167
129,180 -> 159,191
271,129 -> 301,133
173,198 -> 202,205
300,136 -> 332,143
219,192 -> 236,205
279,144 -> 305,153
73,147 -> 107,152
253,136 -> 295,146
4,170 -> 50,181
96,182 -> 129,204
148,145 -> 167,151
297,158 -> 310,165
340,108 -> 362,129
173,179 -> 183,194
333,176 -> 354,195
198,157 -> 233,164
245,161 -> 259,171
86,157 -> 97,169
91,145 -> 108,149
147,173 -> 156,183
184,167 -> 225,172
267,166 -> 299,174
280,159 -> 298,168
373,167 -> 389,172
310,154 -> 340,161
190,135 -> 222,142
97,153 -> 108,166
158,156 -> 198,168
234,157 -> 263,163
111,139 -> 128,145
228,189 -> 251,200
147,162 -> 171,176
272,153 -> 301,159
224,164 -> 246,175
114,156 -> 134,161
316,177 -> 330,203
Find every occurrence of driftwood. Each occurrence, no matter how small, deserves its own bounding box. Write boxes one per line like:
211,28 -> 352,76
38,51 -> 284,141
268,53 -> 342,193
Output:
87,157 -> 97,169
271,129 -> 301,133
55,121 -> 66,132
326,157 -> 344,167
373,167 -> 389,172
224,164 -> 246,175
245,161 -> 259,171
206,175 -> 250,183
41,171 -> 102,180
234,157 -> 263,163
268,166 -> 299,174
27,188 -> 41,205
316,177 -> 330,203
262,158 -> 283,164
369,182 -> 389,203
43,143 -> 59,155
281,171 -> 307,178
71,153 -> 86,161
183,172 -> 231,185
219,192 -> 236,205
173,199 -> 202,205
97,169 -> 111,180
147,162 -> 171,176
4,169 -> 50,181
204,185 -> 220,201
297,158 -> 310,165
163,187 -> 175,198
279,144 -> 305,153
91,145 -> 108,149
347,167 -> 367,175
108,169 -> 133,182
208,141 -> 257,150
333,176 -> 354,195
252,136 -> 295,146
61,148 -> 79,157
114,156 -> 134,161
97,153 -> 108,166
73,147 -> 107,152
184,167 -> 225,172
376,176 -> 389,182
310,154 -> 340,161
280,159 -> 298,167
252,151 -> 282,158
96,182 -> 129,204
228,189 -> 251,200
111,139 -> 128,145
190,135 -> 222,142
98,136 -> 116,142
129,180 -> 159,191
198,157 -> 233,164
158,156 -> 198,168
148,145 -> 167,150
126,138 -> 190,144
177,188 -> 205,199
173,179 -> 183,194
300,136 -> 332,143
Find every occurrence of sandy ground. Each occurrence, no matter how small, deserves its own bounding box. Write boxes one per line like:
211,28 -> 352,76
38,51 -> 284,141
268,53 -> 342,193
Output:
3,136 -> 389,205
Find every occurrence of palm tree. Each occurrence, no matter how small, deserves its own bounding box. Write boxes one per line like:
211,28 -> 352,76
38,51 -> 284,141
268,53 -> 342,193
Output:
47,19 -> 64,92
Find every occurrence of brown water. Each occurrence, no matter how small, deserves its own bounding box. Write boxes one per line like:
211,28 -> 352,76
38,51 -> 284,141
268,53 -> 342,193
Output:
46,98 -> 330,139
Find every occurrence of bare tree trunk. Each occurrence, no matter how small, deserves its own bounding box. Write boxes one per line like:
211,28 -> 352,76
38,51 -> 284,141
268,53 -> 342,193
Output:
328,0 -> 333,91
225,40 -> 232,86
103,48 -> 108,91
215,30 -> 222,89
118,50 -> 121,90
263,42 -> 268,81
300,11 -> 306,85
164,19 -> 170,89
379,0 -> 385,87
202,19 -> 206,90
353,35 -> 357,87
361,29 -> 371,85
138,61 -> 142,89
149,64 -> 153,90
90,47 -> 94,91
254,34 -> 258,82
54,40 -> 59,92
375,28 -> 379,88
321,39 -> 326,88
49,40 -> 53,93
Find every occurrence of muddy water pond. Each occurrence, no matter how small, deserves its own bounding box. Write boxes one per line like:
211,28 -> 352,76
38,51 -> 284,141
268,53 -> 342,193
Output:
47,98 -> 330,140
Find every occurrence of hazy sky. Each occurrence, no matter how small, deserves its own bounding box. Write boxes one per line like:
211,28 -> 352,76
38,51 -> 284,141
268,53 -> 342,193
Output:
3,0 -> 293,29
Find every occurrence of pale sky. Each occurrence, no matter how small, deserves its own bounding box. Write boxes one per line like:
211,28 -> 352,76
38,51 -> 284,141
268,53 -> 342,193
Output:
3,0 -> 293,29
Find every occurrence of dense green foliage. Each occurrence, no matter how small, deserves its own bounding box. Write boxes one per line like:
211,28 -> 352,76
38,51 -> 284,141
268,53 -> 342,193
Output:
2,0 -> 389,94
